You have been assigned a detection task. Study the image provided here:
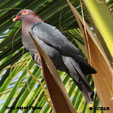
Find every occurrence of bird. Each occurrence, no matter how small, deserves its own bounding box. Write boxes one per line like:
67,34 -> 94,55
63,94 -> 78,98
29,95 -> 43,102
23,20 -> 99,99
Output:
13,9 -> 96,103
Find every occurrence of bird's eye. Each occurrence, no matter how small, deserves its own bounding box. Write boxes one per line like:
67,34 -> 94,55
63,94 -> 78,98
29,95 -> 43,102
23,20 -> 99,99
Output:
22,10 -> 28,15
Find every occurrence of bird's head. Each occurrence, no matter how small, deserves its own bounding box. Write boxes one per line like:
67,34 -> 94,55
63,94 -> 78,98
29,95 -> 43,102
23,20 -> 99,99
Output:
13,9 -> 39,22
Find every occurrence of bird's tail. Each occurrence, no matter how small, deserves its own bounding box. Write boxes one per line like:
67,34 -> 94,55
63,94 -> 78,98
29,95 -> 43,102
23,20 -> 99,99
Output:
62,56 -> 94,103
74,77 -> 94,103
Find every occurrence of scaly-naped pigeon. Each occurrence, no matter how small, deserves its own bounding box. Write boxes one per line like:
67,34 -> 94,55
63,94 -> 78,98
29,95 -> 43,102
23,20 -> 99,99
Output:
13,9 -> 96,103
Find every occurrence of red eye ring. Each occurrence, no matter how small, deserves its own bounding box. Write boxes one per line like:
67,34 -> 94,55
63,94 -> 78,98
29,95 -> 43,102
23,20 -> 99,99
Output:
22,10 -> 28,15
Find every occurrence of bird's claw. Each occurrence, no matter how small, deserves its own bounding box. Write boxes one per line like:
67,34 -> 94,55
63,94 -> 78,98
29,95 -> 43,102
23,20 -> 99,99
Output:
33,53 -> 41,67
34,53 -> 40,63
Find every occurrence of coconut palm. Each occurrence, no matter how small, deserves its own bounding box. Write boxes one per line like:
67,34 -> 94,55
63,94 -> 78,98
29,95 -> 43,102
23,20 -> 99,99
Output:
0,0 -> 112,113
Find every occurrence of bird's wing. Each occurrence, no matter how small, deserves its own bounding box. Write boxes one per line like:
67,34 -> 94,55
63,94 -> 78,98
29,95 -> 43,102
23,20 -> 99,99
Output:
31,22 -> 82,57
31,22 -> 96,74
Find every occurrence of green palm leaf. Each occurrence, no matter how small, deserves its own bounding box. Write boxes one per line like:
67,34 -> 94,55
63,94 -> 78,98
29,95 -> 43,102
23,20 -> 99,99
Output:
0,0 -> 112,113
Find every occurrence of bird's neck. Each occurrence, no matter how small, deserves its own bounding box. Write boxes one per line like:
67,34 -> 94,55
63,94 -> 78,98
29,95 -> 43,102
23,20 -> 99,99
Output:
22,15 -> 43,34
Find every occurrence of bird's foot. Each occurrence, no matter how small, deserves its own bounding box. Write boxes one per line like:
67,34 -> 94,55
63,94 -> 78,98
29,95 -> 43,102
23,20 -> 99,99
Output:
34,53 -> 41,63
34,54 -> 43,75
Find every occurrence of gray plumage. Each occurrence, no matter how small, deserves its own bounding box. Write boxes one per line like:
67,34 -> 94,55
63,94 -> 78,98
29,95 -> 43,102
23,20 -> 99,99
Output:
13,9 -> 96,103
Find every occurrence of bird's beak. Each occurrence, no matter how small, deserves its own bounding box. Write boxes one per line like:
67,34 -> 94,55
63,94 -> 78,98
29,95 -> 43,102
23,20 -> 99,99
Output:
13,16 -> 20,22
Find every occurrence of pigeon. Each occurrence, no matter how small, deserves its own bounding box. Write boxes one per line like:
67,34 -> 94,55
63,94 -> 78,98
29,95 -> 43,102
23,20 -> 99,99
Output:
13,9 -> 96,103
